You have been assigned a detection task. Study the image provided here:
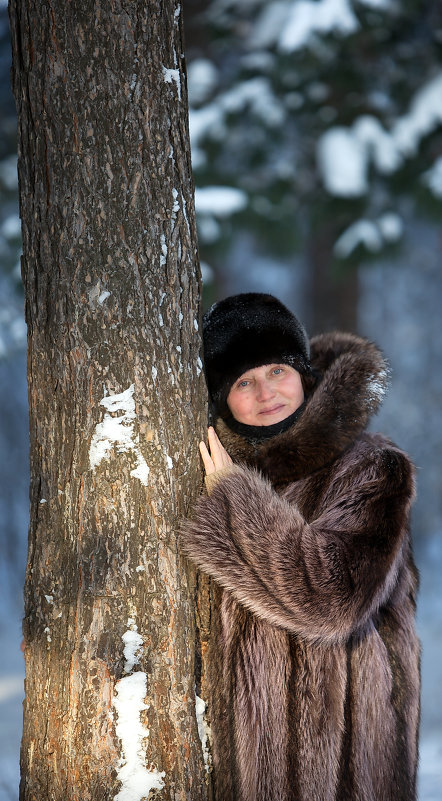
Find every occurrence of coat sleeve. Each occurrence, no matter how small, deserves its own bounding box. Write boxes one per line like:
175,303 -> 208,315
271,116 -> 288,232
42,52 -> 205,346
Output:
180,446 -> 415,643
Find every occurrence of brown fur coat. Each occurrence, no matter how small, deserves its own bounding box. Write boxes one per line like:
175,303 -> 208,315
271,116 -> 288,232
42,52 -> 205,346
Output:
182,332 -> 420,801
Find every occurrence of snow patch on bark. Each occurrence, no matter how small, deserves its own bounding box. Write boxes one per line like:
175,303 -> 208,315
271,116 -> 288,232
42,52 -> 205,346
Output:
123,620 -> 144,674
89,385 -> 150,486
113,672 -> 165,801
160,233 -> 167,267
195,694 -> 212,773
162,66 -> 181,100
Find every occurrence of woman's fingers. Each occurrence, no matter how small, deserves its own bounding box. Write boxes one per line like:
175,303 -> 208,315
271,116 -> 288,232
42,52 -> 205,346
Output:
208,427 -> 233,469
199,440 -> 215,475
200,428 -> 233,477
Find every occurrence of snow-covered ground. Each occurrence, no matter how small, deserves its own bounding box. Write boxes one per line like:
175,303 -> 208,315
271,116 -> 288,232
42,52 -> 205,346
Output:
1,538 -> 441,801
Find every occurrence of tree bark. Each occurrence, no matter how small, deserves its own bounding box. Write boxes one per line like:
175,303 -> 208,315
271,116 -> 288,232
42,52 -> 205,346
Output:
306,225 -> 359,335
9,1 -> 211,798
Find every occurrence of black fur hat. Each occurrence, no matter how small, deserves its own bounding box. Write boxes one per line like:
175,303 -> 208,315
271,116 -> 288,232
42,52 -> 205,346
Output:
203,293 -> 311,417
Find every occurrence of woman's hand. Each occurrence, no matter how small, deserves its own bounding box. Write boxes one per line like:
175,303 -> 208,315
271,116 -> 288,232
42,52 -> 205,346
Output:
199,426 -> 233,476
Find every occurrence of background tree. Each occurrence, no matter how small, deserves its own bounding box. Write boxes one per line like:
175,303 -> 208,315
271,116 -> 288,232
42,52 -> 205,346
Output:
8,1 -> 211,799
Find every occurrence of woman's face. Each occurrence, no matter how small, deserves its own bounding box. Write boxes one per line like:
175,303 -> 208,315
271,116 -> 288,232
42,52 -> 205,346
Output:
226,364 -> 304,426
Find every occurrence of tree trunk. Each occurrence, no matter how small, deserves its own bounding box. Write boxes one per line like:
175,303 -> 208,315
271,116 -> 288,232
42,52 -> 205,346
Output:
9,1 -> 211,798
306,225 -> 359,336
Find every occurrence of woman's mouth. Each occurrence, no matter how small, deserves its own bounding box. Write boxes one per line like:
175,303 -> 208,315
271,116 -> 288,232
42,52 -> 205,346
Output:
259,404 -> 285,416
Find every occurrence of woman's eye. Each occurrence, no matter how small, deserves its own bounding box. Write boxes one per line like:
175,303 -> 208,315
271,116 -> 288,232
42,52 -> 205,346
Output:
273,368 -> 283,375
239,380 -> 249,388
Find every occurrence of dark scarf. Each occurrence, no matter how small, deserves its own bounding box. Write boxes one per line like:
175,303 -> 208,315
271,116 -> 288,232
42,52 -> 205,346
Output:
218,401 -> 307,443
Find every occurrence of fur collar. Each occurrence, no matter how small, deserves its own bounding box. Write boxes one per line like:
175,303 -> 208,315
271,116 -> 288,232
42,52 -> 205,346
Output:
215,331 -> 389,486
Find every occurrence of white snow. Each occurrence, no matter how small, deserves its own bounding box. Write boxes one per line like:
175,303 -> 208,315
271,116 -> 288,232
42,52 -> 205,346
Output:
162,66 -> 181,100
249,2 -> 291,50
377,212 -> 403,242
249,0 -> 393,52
392,73 -> 442,157
98,291 -> 110,305
160,233 -> 167,267
318,74 -> 442,197
172,188 -> 180,215
113,673 -> 165,801
195,694 -> 212,773
188,104 -> 223,139
422,156 -> 442,198
334,213 -> 403,259
334,220 -> 382,257
196,357 -> 203,377
129,458 -> 150,488
135,565 -> 145,573
10,317 -> 27,347
366,369 -> 389,404
189,77 -> 285,167
188,105 -> 224,169
278,0 -> 358,53
195,186 -> 247,217
318,115 -> 401,197
200,262 -> 214,284
317,127 -> 368,196
89,385 -> 150,486
0,155 -> 18,191
197,215 -> 221,243
39,498 -> 47,504
357,0 -> 393,7
0,215 -> 21,240
187,59 -> 218,105
122,623 -> 144,674
44,595 -> 53,604
352,115 -> 401,174
151,366 -> 157,381
222,78 -> 286,127
166,455 -> 173,469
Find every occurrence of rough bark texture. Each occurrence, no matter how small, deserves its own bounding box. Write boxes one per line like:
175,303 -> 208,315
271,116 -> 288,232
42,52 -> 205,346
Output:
9,1 -> 212,798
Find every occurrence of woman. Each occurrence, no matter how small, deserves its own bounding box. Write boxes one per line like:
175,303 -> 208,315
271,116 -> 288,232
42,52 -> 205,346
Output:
181,293 -> 420,801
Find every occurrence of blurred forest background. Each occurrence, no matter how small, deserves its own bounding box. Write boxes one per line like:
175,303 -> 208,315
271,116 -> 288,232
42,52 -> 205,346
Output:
1,0 -> 441,798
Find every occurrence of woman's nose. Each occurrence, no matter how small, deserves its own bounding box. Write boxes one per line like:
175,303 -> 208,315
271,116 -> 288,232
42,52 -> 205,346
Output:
255,380 -> 274,401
